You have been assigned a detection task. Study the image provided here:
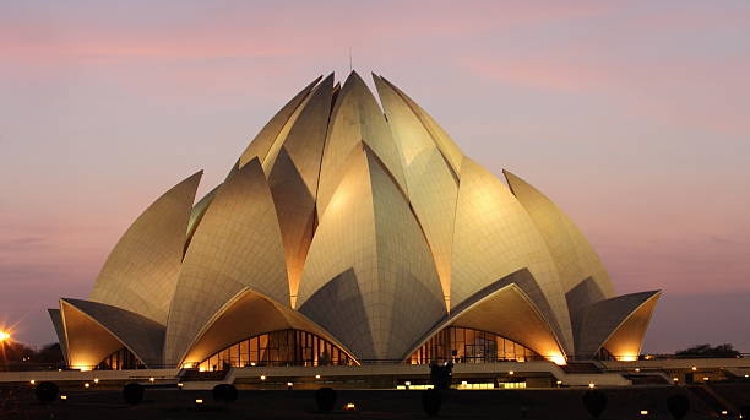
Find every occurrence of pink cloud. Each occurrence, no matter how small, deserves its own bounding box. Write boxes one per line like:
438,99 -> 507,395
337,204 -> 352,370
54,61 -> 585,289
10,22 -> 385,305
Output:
461,52 -> 750,135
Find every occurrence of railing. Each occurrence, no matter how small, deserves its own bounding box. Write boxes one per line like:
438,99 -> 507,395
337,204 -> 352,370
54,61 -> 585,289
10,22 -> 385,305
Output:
2,353 -> 747,372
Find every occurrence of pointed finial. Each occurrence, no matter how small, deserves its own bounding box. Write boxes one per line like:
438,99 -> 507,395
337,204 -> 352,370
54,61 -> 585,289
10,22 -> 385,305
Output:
349,47 -> 353,73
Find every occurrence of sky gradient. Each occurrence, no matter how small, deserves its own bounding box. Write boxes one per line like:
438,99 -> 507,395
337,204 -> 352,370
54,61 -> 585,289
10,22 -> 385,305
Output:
1,1 -> 749,353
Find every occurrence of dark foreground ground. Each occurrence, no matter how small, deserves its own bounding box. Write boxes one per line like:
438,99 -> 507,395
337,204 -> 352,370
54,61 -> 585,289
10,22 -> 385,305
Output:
1,384 -> 749,420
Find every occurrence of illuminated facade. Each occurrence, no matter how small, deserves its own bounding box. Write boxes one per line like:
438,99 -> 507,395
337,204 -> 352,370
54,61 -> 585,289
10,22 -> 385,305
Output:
49,71 -> 660,370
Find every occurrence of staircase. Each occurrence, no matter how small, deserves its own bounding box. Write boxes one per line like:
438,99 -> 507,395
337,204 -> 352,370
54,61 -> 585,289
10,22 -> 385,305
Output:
687,384 -> 736,416
179,368 -> 230,382
561,362 -> 602,374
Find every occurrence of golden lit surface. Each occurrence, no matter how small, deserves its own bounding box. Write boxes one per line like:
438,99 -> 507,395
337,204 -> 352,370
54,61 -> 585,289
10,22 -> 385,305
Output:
238,76 -> 320,168
298,144 -> 445,360
452,160 -> 572,353
504,170 -> 615,299
89,171 -> 203,325
62,300 -> 126,370
602,293 -> 661,360
374,75 -> 459,310
49,71 -> 661,367
548,354 -> 567,365
182,288 -> 354,368
165,159 -> 289,365
443,283 -> 566,363
266,75 -> 334,307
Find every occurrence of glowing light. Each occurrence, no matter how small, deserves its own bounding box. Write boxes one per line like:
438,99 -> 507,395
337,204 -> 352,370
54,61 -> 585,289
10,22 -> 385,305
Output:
260,375 -> 266,380
84,383 -> 90,388
588,383 -> 595,389
673,377 -> 679,382
93,378 -> 99,384
703,377 -> 709,381
195,399 -> 204,405
556,380 -> 562,385
315,374 -> 321,379
149,377 -> 154,382
60,395 -> 67,401
640,410 -> 649,415
199,366 -> 206,372
74,365 -> 90,372
0,330 -> 10,342
722,410 -> 729,415
691,366 -> 697,371
405,381 -> 411,386
634,368 -> 641,373
345,402 -> 356,411
30,380 -> 35,385
548,354 -> 566,365
619,354 -> 638,362
745,374 -> 749,378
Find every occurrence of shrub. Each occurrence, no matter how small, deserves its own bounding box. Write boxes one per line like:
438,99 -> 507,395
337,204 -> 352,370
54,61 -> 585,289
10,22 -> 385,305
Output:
422,389 -> 442,417
582,389 -> 607,419
315,387 -> 337,413
35,381 -> 59,404
212,384 -> 238,402
666,394 -> 690,420
123,383 -> 144,406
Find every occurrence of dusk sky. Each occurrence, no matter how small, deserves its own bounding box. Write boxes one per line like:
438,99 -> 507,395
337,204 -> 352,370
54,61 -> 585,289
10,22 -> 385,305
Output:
1,1 -> 749,353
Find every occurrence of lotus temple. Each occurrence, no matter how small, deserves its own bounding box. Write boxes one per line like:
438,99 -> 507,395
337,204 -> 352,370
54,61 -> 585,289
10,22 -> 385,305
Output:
48,71 -> 661,373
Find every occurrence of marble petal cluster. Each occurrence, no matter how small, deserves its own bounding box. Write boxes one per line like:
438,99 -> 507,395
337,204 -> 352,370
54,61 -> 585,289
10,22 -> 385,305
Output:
50,72 -> 660,369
